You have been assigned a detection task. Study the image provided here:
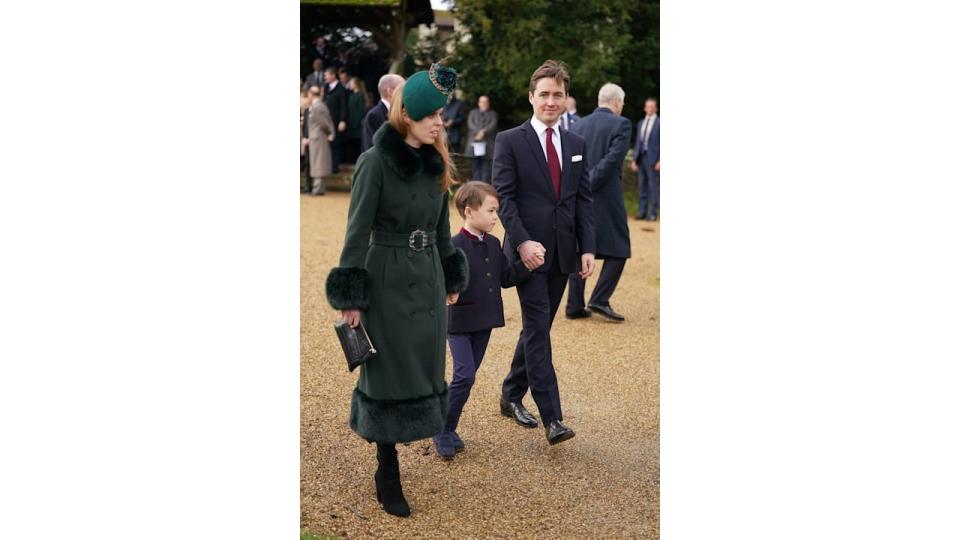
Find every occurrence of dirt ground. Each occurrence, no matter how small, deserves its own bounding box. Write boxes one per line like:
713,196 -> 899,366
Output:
301,192 -> 659,539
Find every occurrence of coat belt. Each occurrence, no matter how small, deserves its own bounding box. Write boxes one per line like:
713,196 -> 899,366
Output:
370,229 -> 436,251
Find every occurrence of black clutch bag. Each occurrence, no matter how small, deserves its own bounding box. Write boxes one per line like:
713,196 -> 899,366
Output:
334,319 -> 377,372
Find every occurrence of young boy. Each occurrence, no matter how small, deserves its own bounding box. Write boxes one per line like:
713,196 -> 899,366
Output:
434,181 -> 531,459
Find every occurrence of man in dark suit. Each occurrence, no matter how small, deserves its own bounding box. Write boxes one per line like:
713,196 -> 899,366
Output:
631,97 -> 660,220
323,67 -> 348,173
361,73 -> 404,153
442,90 -> 467,150
493,60 -> 596,446
559,96 -> 580,131
566,83 -> 633,322
306,36 -> 333,71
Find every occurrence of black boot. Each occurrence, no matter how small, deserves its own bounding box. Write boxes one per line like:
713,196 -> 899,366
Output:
374,443 -> 410,517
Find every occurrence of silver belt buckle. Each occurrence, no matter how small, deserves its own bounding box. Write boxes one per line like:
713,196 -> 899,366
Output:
408,229 -> 429,252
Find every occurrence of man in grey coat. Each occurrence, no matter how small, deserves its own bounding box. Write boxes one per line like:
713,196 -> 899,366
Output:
566,83 -> 632,321
464,95 -> 497,182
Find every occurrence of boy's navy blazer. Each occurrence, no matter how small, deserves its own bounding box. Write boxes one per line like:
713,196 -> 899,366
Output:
447,231 -> 529,334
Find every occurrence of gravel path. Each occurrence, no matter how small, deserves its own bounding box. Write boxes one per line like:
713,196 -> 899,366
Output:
301,193 -> 659,539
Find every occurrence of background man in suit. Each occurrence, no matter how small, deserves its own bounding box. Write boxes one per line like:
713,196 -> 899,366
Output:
360,73 -> 404,153
303,59 -> 324,92
442,89 -> 467,151
566,83 -> 632,322
306,36 -> 333,69
560,96 -> 580,131
465,96 -> 498,182
631,97 -> 660,220
323,67 -> 348,173
493,60 -> 596,446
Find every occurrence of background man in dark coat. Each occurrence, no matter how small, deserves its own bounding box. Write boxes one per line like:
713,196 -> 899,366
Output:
631,97 -> 660,220
560,96 -> 580,131
493,60 -> 595,446
323,67 -> 348,173
361,74 -> 404,153
442,89 -> 467,150
566,83 -> 632,321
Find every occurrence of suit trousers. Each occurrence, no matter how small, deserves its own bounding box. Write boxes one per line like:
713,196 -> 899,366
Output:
331,135 -> 343,173
501,254 -> 567,424
444,330 -> 492,433
565,258 -> 626,312
638,156 -> 660,218
471,157 -> 491,183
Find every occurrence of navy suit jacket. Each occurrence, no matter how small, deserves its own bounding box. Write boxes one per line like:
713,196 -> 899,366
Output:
492,120 -> 596,275
633,116 -> 660,166
571,107 -> 632,259
447,232 -> 529,334
361,101 -> 388,153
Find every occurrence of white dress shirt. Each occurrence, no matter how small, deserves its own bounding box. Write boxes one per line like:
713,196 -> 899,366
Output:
381,98 -> 391,111
530,115 -> 563,171
641,113 -> 658,151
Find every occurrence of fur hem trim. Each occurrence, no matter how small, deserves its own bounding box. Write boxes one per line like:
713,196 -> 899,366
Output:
349,386 -> 449,443
325,267 -> 371,310
442,248 -> 469,294
372,123 -> 445,179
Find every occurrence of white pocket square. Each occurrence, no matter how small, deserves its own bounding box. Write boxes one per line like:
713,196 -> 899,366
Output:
572,154 -> 583,162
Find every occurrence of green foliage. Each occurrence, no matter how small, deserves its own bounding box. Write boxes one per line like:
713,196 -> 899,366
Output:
450,0 -> 658,125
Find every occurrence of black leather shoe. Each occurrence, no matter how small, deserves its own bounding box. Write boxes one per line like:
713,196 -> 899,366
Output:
545,420 -> 576,445
500,397 -> 538,428
565,308 -> 592,319
588,303 -> 625,321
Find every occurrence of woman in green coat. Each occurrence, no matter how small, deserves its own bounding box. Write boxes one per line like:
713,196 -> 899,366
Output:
325,64 -> 468,518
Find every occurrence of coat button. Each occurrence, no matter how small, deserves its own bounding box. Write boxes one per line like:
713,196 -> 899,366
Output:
407,251 -> 413,258
488,287 -> 493,293
486,272 -> 491,277
427,251 -> 432,257
411,193 -> 417,199
484,257 -> 490,263
428,278 -> 435,286
429,309 -> 436,316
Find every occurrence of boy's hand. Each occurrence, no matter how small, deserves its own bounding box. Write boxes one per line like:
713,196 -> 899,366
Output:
518,240 -> 546,270
446,293 -> 460,305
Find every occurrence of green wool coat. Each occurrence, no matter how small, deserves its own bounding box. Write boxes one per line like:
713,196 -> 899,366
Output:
326,123 -> 468,444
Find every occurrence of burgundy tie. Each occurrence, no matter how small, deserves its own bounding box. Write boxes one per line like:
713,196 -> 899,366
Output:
545,127 -> 561,199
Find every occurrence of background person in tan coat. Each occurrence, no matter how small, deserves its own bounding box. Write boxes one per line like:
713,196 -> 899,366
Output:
306,86 -> 334,195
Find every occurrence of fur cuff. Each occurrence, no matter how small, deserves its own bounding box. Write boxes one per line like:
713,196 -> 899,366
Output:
441,248 -> 469,294
325,267 -> 371,310
349,386 -> 449,444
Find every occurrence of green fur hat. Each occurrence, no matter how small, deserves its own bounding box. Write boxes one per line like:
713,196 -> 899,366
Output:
402,63 -> 458,121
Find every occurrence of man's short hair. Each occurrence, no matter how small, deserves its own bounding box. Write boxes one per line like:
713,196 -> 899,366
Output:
454,181 -> 500,218
529,60 -> 570,94
645,97 -> 659,105
338,67 -> 348,75
324,66 -> 337,75
377,74 -> 404,96
598,83 -> 625,105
